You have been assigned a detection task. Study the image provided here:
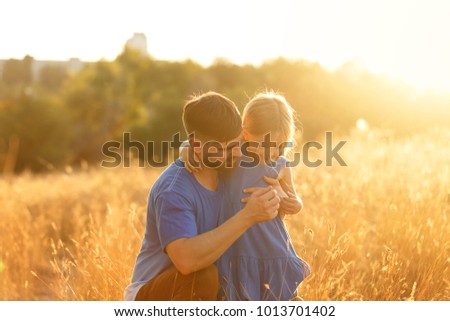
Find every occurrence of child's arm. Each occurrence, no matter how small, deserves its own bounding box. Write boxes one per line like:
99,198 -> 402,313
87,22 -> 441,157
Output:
262,167 -> 302,218
276,166 -> 303,215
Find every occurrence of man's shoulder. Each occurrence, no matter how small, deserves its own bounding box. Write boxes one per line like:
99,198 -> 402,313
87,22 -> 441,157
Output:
148,159 -> 196,214
151,159 -> 193,197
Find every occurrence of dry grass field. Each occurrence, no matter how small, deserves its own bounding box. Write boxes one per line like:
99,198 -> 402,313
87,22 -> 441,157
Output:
1,127 -> 449,300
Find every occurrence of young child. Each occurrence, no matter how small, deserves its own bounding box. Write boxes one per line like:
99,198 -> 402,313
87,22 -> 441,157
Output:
183,92 -> 310,300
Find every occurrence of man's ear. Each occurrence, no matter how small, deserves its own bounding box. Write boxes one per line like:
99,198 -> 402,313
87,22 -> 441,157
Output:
188,133 -> 202,156
188,133 -> 195,148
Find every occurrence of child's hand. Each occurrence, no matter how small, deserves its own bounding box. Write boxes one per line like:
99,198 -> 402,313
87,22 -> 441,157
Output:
279,191 -> 303,215
180,145 -> 202,173
263,176 -> 288,199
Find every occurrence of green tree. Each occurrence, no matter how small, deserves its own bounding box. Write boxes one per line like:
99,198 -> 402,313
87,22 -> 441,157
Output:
0,89 -> 71,171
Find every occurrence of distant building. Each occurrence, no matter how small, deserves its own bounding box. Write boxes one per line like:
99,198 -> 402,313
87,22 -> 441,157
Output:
0,33 -> 149,83
125,33 -> 148,55
0,57 -> 85,83
33,58 -> 84,82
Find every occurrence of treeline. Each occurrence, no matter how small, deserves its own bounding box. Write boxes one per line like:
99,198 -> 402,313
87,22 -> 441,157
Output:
1,48 -> 449,172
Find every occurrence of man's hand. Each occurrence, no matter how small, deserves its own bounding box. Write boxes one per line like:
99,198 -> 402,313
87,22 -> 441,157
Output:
240,186 -> 280,223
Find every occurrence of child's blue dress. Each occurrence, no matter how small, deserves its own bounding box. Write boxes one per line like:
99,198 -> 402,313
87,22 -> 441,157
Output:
217,156 -> 310,300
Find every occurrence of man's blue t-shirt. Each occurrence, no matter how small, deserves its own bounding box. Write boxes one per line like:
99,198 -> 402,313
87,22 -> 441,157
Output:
124,158 -> 223,300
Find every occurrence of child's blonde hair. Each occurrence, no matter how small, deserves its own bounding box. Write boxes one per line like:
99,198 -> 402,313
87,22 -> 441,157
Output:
242,92 -> 295,154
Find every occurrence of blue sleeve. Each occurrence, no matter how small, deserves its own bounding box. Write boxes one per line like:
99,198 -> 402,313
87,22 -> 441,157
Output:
263,156 -> 290,179
277,156 -> 290,168
155,191 -> 197,251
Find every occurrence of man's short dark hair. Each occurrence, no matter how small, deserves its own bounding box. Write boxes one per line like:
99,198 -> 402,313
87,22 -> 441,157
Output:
182,92 -> 242,142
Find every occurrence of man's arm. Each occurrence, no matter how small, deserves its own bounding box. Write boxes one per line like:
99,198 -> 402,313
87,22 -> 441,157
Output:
166,186 -> 279,275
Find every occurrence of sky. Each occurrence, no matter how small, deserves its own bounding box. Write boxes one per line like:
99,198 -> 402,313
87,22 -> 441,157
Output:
1,0 -> 449,92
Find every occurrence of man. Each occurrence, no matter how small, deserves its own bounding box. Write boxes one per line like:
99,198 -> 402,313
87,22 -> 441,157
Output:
124,92 -> 280,300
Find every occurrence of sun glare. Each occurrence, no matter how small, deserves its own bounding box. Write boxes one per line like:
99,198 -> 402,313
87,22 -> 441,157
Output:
1,0 -> 449,92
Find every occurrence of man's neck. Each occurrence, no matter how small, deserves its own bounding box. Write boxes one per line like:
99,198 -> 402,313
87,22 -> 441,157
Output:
192,167 -> 219,192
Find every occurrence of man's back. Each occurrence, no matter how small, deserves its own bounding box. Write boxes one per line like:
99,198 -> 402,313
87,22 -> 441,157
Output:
124,158 -> 223,300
